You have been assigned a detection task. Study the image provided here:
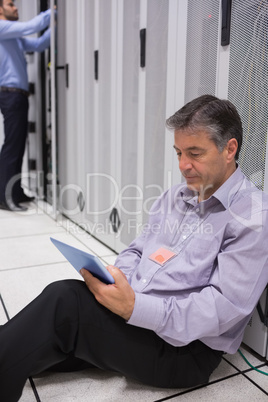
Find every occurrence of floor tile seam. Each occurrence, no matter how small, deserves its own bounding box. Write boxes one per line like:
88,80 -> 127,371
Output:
240,371 -> 268,396
40,209 -> 118,257
222,356 -> 268,396
63,230 -> 117,258
0,216 -> 31,221
255,362 -> 268,369
0,260 -> 68,273
61,214 -> 117,253
0,230 -> 65,241
43,217 -> 111,257
70,236 -> 115,257
4,202 -> 114,256
153,372 -> 243,401
0,226 -> 114,260
0,210 -> 50,220
98,255 -> 117,260
222,355 -> 267,375
0,293 -> 10,320
1,212 -> 111,255
0,209 -> 55,222
100,253 -> 119,258
244,362 -> 268,372
28,377 -> 41,402
1,200 -> 67,229
222,355 -> 245,371
78,245 -> 111,258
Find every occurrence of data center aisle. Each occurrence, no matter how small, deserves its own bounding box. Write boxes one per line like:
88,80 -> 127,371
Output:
0,201 -> 267,401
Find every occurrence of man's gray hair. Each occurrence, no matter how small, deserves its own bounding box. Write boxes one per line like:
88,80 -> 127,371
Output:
166,95 -> 243,160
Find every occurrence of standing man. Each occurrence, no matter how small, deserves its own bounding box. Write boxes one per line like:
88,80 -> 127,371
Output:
0,0 -> 51,211
0,95 -> 268,401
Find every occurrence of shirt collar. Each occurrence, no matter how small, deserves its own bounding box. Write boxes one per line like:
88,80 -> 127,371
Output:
180,165 -> 246,210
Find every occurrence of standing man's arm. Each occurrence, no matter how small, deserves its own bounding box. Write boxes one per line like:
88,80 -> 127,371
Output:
21,28 -> 51,53
0,9 -> 51,39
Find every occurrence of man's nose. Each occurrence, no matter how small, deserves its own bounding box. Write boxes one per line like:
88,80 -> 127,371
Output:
179,154 -> 192,171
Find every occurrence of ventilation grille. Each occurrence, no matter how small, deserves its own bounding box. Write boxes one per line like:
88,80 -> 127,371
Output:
228,0 -> 268,189
185,0 -> 220,102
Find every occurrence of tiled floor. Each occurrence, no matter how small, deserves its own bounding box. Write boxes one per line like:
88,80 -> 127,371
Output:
0,201 -> 267,401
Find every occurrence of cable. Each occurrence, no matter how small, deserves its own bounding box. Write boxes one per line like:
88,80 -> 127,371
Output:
238,348 -> 268,376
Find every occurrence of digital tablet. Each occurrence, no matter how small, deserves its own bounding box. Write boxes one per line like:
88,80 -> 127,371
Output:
50,237 -> 115,284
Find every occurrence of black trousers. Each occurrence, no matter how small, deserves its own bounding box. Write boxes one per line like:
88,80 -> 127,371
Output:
0,280 -> 223,401
0,92 -> 29,203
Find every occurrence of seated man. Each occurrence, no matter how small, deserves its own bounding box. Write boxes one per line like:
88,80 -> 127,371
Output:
1,95 -> 268,401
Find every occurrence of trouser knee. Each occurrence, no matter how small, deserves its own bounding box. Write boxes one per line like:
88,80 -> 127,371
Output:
42,278 -> 85,299
36,279 -> 88,330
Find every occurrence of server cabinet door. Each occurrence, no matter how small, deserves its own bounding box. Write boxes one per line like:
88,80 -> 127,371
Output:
184,0 -> 220,103
141,0 -> 169,226
228,0 -> 268,191
114,0 -> 170,252
114,0 -> 141,250
57,0 -> 92,226
57,0 -> 78,218
83,0 -> 118,250
243,289 -> 268,358
228,0 -> 268,358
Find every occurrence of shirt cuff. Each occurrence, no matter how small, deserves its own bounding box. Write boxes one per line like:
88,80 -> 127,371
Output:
127,292 -> 164,331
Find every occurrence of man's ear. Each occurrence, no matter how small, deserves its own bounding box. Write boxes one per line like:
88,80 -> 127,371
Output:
226,138 -> 238,162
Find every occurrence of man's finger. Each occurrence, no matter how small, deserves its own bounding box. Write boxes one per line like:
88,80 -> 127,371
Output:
106,265 -> 128,282
80,268 -> 103,291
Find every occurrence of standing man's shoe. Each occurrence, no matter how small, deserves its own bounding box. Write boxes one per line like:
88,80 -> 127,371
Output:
0,200 -> 28,212
15,193 -> 35,203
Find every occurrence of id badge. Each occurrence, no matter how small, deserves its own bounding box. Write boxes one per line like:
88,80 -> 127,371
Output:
149,247 -> 177,266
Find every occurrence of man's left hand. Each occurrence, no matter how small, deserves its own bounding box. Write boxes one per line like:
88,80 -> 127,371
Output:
80,266 -> 135,321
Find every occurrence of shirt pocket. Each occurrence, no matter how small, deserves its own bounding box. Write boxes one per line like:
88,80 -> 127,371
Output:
178,236 -> 219,287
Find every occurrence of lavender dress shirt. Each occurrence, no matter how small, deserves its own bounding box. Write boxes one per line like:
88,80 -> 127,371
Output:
115,166 -> 268,354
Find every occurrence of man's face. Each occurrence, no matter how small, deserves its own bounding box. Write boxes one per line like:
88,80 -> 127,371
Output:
174,129 -> 237,201
0,1 -> 18,21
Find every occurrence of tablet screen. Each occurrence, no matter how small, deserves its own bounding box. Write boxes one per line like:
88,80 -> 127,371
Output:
50,237 -> 115,284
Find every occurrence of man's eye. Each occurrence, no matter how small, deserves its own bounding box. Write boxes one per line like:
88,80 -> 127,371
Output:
190,153 -> 200,157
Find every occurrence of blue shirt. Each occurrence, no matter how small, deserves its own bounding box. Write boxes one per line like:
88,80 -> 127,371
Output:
115,166 -> 268,354
0,10 -> 51,91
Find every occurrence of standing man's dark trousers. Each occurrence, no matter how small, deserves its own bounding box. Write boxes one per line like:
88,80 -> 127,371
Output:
0,280 -> 223,401
0,92 -> 29,203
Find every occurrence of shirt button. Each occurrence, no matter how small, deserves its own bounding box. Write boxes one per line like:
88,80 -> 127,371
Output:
142,278 -> 147,284
182,235 -> 187,240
